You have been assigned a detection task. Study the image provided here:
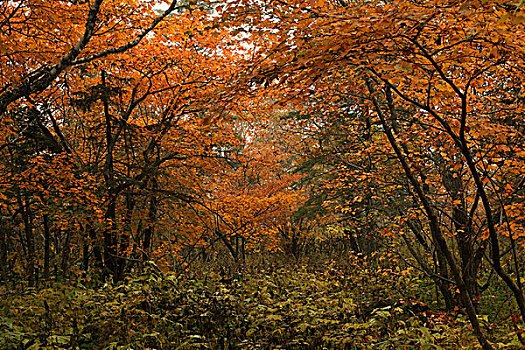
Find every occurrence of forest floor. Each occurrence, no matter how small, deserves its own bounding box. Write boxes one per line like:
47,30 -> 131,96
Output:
0,253 -> 521,349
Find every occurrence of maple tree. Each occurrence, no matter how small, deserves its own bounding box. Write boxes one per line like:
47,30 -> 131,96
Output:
0,0 -> 313,284
0,0 -> 248,282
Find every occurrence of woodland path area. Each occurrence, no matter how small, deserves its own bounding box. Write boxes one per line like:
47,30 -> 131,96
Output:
2,0 -> 525,348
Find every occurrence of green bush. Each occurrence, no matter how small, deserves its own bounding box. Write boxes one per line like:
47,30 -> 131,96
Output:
0,256 -> 519,349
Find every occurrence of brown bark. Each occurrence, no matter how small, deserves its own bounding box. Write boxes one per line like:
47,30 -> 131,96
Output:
442,168 -> 481,307
0,212 -> 8,286
88,224 -> 104,276
116,190 -> 135,280
143,194 -> 157,260
344,228 -> 361,254
61,230 -> 71,278
18,195 -> 35,287
43,214 -> 50,280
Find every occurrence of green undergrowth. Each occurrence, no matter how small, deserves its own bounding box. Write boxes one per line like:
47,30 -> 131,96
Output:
0,255 -> 521,349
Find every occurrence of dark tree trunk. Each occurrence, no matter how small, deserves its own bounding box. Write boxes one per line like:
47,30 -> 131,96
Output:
101,70 -> 118,281
344,228 -> 361,254
19,195 -> 35,287
61,230 -> 71,278
142,185 -> 157,261
88,224 -> 104,277
43,214 -> 50,280
82,241 -> 90,276
116,190 -> 135,280
0,212 -> 8,287
443,169 -> 481,308
103,196 -> 118,280
434,249 -> 454,310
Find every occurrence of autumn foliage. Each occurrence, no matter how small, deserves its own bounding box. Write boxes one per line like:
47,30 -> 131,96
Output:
3,0 -> 525,348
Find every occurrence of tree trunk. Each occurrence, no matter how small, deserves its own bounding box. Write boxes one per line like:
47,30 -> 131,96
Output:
142,180 -> 158,261
0,212 -> 8,287
434,249 -> 455,310
116,190 -> 135,280
88,224 -> 104,279
61,230 -> 71,278
344,228 -> 361,254
442,169 -> 481,307
103,195 -> 117,280
19,195 -> 35,287
43,214 -> 50,280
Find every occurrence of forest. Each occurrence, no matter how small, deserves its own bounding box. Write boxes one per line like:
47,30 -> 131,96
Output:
2,0 -> 525,348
